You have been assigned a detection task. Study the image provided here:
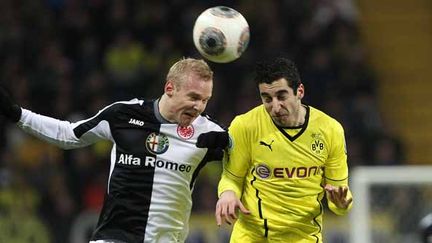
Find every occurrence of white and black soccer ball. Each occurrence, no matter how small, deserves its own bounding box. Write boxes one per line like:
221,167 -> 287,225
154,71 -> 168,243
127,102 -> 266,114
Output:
193,6 -> 250,63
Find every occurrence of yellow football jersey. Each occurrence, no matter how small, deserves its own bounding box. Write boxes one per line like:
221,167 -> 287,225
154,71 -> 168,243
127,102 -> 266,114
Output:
218,105 -> 352,242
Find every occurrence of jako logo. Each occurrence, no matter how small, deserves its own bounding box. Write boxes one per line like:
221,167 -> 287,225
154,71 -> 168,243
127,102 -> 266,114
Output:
117,153 -> 192,173
129,118 -> 144,126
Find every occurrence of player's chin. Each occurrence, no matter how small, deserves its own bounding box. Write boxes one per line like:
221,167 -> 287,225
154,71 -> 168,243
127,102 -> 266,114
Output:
271,116 -> 284,126
179,114 -> 197,126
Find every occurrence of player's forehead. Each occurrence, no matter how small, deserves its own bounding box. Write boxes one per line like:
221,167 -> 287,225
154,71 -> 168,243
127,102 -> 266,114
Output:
259,78 -> 293,96
180,74 -> 213,98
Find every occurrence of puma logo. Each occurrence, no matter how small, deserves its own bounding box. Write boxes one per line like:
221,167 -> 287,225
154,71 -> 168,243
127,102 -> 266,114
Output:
259,140 -> 274,151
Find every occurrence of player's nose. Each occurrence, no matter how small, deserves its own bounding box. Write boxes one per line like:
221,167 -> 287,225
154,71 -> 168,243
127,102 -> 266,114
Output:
192,100 -> 206,113
271,100 -> 282,114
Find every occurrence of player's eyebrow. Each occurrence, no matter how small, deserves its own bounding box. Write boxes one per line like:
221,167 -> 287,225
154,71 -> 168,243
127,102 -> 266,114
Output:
275,90 -> 289,95
188,91 -> 211,100
260,89 -> 289,97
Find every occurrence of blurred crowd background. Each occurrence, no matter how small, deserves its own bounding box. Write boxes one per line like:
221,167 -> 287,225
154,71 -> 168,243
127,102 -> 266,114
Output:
0,0 -> 408,242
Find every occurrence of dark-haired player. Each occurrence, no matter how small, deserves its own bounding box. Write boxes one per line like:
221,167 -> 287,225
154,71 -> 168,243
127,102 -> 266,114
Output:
215,57 -> 353,242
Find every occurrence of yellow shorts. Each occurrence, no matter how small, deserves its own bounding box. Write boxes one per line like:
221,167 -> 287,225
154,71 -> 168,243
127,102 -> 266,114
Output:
230,219 -> 322,243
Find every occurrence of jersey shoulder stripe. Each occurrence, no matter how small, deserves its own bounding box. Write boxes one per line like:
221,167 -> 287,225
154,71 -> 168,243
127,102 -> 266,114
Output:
73,99 -> 144,138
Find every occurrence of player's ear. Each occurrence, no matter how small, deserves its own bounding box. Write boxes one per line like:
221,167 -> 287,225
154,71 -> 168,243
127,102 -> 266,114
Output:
297,83 -> 305,100
165,80 -> 175,97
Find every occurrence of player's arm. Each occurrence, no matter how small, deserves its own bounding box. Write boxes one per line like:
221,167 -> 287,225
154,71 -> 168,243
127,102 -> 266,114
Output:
0,86 -> 113,149
19,107 -> 115,149
216,116 -> 251,225
324,120 -> 353,215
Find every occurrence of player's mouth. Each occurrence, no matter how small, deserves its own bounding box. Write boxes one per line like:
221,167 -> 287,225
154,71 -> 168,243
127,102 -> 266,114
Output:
183,112 -> 199,120
179,112 -> 198,126
273,114 -> 288,118
185,109 -> 200,117
184,112 -> 196,118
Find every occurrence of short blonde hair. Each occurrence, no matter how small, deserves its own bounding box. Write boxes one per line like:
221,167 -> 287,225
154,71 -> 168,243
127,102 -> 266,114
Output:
166,57 -> 213,88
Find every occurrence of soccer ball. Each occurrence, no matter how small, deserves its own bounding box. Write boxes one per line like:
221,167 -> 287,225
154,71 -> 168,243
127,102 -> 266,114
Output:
193,6 -> 250,63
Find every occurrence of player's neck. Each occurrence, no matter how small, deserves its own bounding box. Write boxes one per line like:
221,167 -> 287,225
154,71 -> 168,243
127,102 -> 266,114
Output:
294,104 -> 307,126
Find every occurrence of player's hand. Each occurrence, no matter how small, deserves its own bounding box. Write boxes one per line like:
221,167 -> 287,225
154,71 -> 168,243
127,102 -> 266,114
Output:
0,86 -> 21,122
215,190 -> 250,226
196,131 -> 229,149
324,184 -> 352,209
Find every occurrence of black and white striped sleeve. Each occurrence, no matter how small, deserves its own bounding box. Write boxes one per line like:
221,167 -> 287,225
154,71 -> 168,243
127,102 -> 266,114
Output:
17,107 -> 113,150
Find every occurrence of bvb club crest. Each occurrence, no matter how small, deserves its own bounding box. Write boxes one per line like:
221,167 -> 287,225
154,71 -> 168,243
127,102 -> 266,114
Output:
146,132 -> 170,155
310,133 -> 325,155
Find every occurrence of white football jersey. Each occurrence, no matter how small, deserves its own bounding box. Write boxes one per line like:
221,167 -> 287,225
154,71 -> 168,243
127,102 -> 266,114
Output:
18,99 -> 224,243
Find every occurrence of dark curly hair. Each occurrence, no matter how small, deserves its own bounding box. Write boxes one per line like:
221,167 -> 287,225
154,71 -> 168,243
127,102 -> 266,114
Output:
254,57 -> 302,94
